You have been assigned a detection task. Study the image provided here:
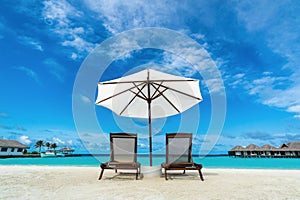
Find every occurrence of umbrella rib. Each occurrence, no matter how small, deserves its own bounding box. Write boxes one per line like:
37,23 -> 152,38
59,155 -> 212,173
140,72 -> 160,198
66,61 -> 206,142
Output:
99,79 -> 196,85
129,89 -> 147,101
152,82 -> 202,100
96,82 -> 145,104
150,81 -> 163,99
132,82 -> 148,100
119,90 -> 142,116
153,79 -> 196,82
152,88 -> 168,100
150,83 -> 181,113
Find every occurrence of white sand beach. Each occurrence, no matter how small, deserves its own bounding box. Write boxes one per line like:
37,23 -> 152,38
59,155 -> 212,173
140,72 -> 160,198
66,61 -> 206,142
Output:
1,165 -> 300,200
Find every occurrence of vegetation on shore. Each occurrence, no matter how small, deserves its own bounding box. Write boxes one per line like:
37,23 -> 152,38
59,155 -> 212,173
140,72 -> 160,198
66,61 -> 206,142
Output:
34,140 -> 58,153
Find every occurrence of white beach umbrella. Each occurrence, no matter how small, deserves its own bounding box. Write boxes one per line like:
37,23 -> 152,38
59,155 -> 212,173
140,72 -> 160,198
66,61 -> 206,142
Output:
95,69 -> 202,166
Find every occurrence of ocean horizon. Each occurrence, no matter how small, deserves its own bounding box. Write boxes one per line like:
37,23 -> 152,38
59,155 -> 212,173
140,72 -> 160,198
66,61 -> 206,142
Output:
1,155 -> 300,170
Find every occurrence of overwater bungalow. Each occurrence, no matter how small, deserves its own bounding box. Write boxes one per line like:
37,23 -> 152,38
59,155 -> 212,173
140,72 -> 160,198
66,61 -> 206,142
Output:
228,141 -> 300,158
229,145 -> 245,157
245,144 -> 260,157
260,144 -> 277,157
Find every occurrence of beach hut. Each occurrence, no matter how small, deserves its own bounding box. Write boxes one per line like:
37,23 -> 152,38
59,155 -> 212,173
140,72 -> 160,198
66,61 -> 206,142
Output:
260,144 -> 277,157
0,139 -> 29,157
59,147 -> 75,155
280,141 -> 300,158
228,145 -> 245,157
245,144 -> 260,157
228,141 -> 300,158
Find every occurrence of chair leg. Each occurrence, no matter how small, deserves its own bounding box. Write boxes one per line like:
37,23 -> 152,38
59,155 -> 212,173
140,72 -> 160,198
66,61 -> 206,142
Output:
183,170 -> 186,174
136,168 -> 139,180
164,168 -> 168,180
198,169 -> 204,181
115,169 -> 117,173
99,168 -> 105,180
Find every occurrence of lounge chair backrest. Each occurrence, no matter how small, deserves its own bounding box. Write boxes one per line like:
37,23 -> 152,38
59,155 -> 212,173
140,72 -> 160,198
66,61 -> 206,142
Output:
166,133 -> 192,164
110,133 -> 137,163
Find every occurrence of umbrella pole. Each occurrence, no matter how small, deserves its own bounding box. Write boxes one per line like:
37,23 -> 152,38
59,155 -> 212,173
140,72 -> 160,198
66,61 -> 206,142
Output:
148,101 -> 153,166
147,69 -> 153,166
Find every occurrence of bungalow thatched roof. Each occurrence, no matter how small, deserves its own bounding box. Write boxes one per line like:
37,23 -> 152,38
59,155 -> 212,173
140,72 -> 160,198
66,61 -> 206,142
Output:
245,144 -> 260,150
0,139 -> 29,148
229,145 -> 245,151
59,147 -> 74,152
281,141 -> 300,151
280,143 -> 289,149
229,141 -> 300,152
260,144 -> 277,150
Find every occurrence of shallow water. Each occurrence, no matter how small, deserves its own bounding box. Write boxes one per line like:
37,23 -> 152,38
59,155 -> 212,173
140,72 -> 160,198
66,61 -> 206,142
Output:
1,155 -> 300,169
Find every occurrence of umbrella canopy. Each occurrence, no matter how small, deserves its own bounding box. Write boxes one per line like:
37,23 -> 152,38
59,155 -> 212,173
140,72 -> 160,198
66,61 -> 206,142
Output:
95,69 -> 202,166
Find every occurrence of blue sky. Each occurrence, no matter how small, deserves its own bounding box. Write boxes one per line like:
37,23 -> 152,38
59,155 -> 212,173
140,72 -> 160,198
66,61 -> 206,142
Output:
1,0 -> 300,154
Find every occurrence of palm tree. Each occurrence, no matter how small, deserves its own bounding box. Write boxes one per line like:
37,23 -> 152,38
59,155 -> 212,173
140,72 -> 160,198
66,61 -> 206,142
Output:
35,140 -> 44,153
50,143 -> 58,152
45,142 -> 51,150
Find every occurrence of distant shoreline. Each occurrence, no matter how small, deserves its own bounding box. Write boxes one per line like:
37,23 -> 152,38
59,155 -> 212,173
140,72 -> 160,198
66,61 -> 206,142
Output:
0,153 -> 229,159
3,153 -> 300,159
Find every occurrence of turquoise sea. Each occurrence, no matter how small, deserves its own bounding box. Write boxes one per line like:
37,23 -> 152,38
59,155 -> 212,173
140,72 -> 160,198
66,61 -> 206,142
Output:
1,156 -> 300,169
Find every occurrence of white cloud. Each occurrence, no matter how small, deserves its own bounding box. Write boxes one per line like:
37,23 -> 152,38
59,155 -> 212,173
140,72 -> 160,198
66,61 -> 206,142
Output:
190,33 -> 206,41
248,76 -> 285,96
42,0 -> 96,58
71,52 -> 78,60
83,0 -> 178,34
66,140 -> 73,145
78,132 -> 110,153
97,30 -> 224,95
62,35 -> 94,53
234,73 -> 245,79
252,76 -> 281,85
157,52 -> 196,77
43,58 -> 65,81
53,137 -> 65,145
262,71 -> 272,76
235,1 -> 300,119
204,78 -> 225,94
19,135 -> 31,145
294,114 -> 300,119
14,66 -> 42,86
235,1 -> 286,32
98,37 -> 140,59
164,42 -> 224,94
79,1 -> 226,95
287,105 -> 300,113
42,0 -> 82,28
227,73 -> 247,89
229,71 -> 300,118
17,36 -> 43,51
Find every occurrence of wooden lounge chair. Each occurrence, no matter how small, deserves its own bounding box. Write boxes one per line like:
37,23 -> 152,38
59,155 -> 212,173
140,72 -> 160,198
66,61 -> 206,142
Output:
98,133 -> 141,180
161,133 -> 204,181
